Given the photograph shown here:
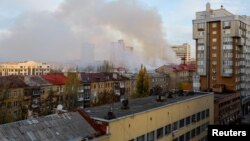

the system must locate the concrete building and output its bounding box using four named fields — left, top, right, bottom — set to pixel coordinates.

left=156, top=64, right=195, bottom=91
left=83, top=92, right=213, bottom=141
left=0, top=61, right=50, bottom=76
left=214, top=93, right=241, bottom=124
left=193, top=3, right=250, bottom=115
left=0, top=76, right=28, bottom=124
left=172, top=43, right=191, bottom=64
left=80, top=72, right=131, bottom=104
